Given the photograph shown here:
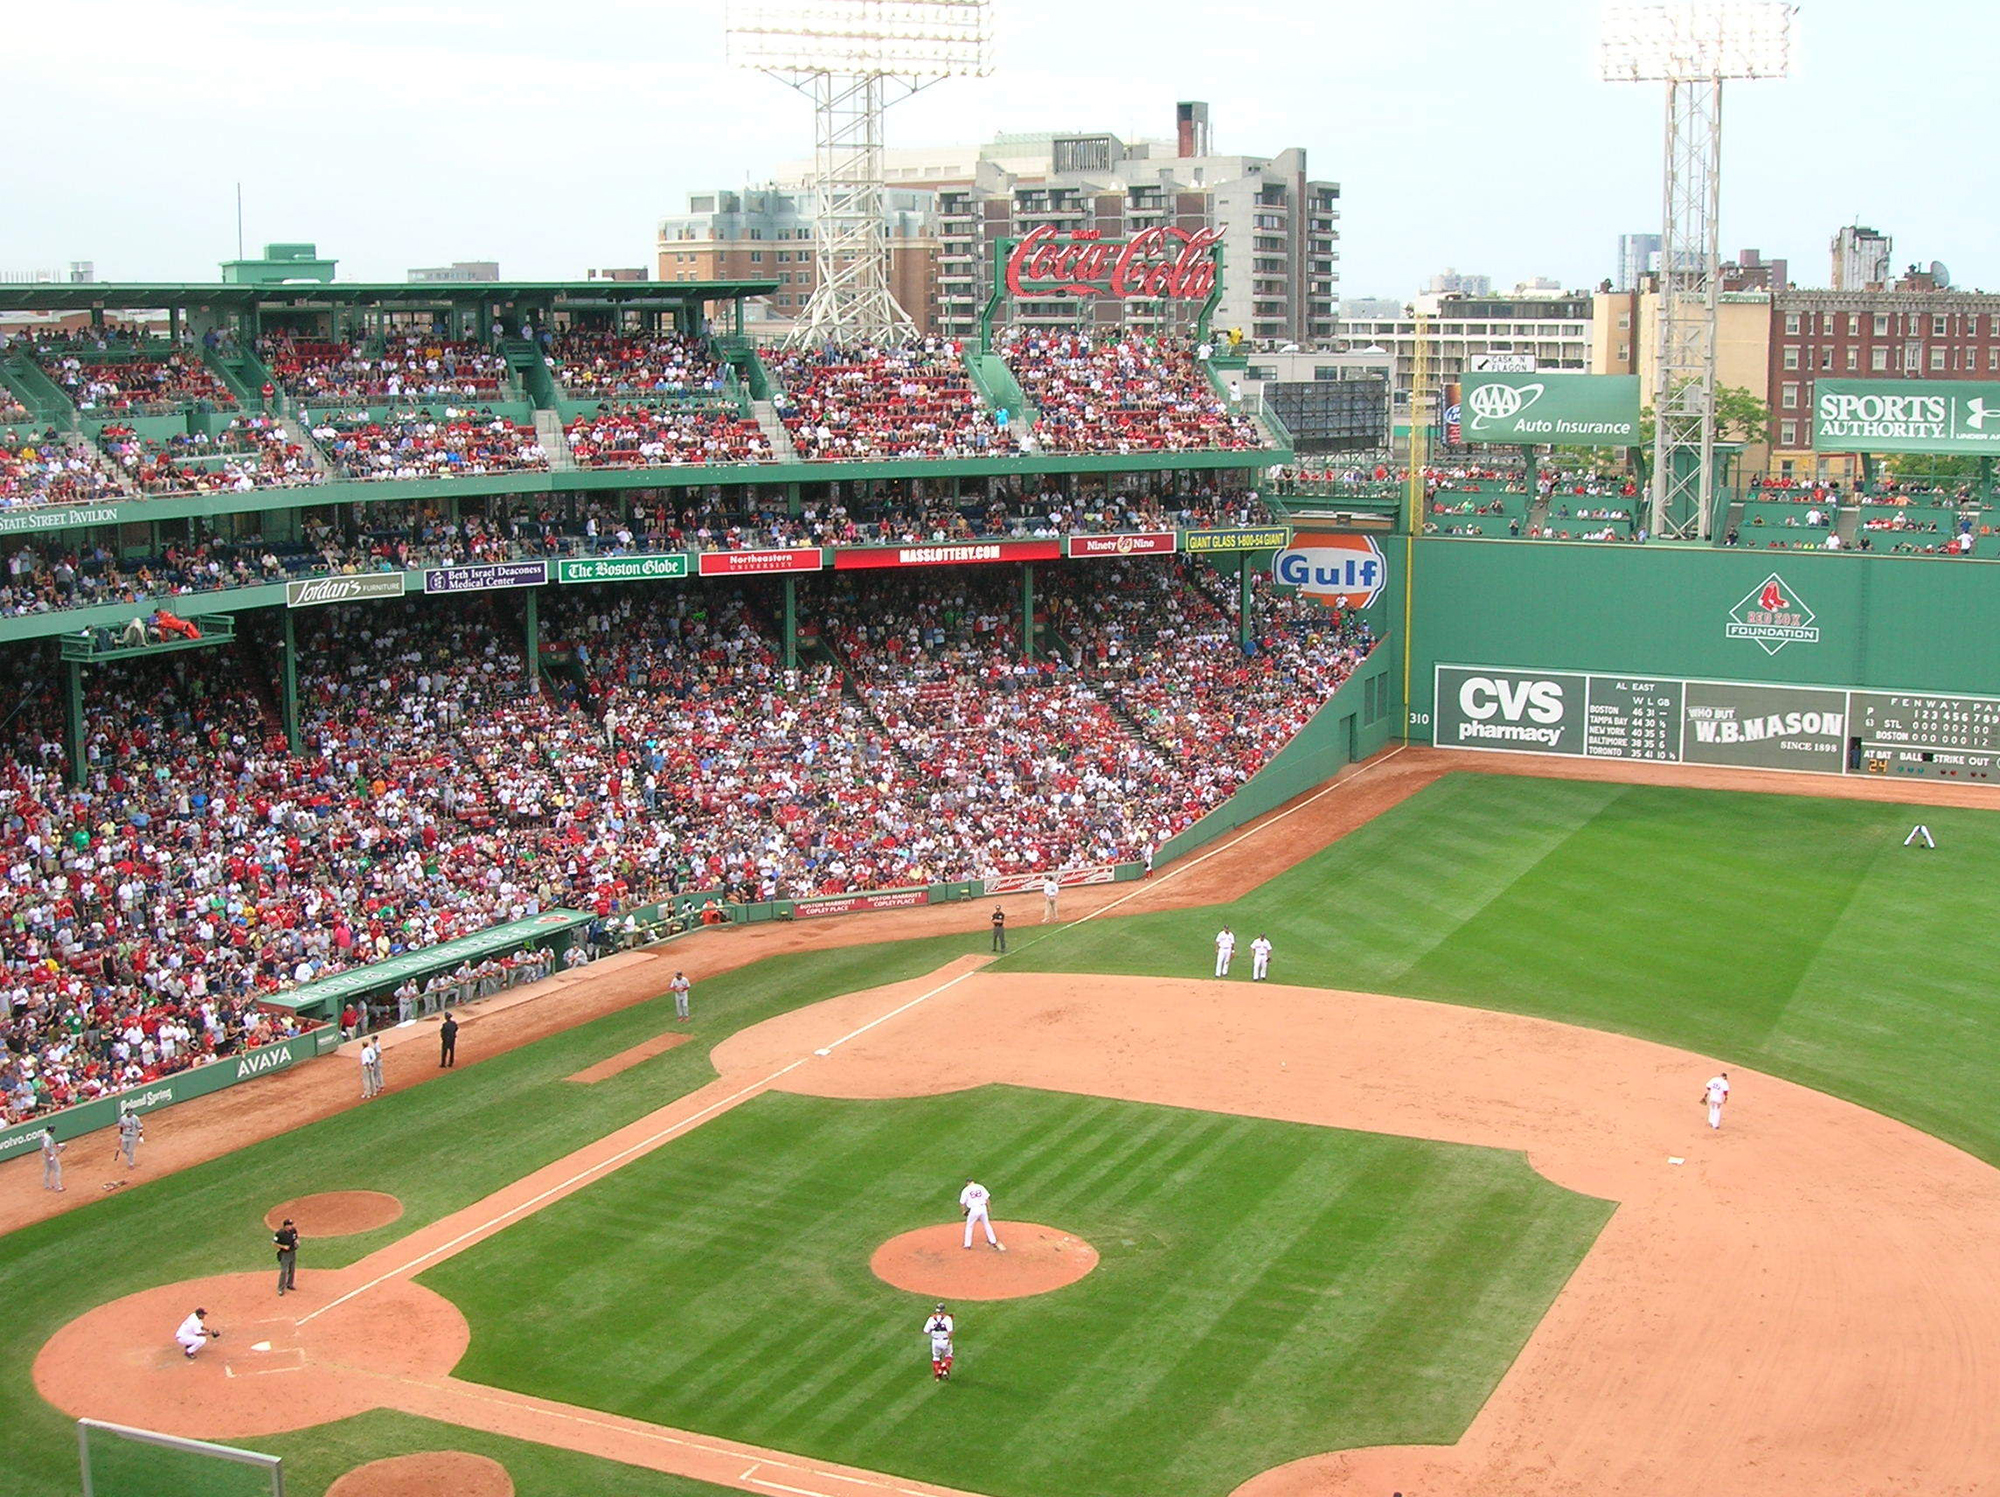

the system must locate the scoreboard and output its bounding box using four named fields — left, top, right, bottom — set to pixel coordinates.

left=1434, top=667, right=2000, bottom=784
